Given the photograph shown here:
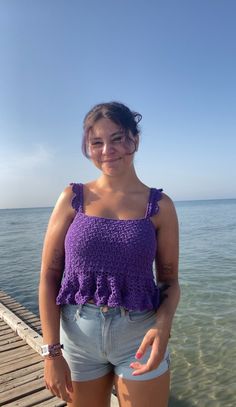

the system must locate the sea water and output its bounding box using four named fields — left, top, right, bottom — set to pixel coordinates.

left=0, top=199, right=235, bottom=407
